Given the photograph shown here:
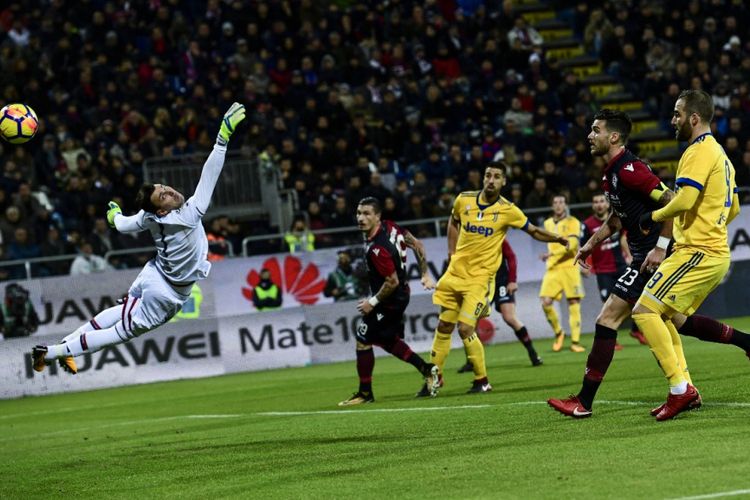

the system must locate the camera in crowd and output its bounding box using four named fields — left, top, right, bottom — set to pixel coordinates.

left=1, top=283, right=39, bottom=338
